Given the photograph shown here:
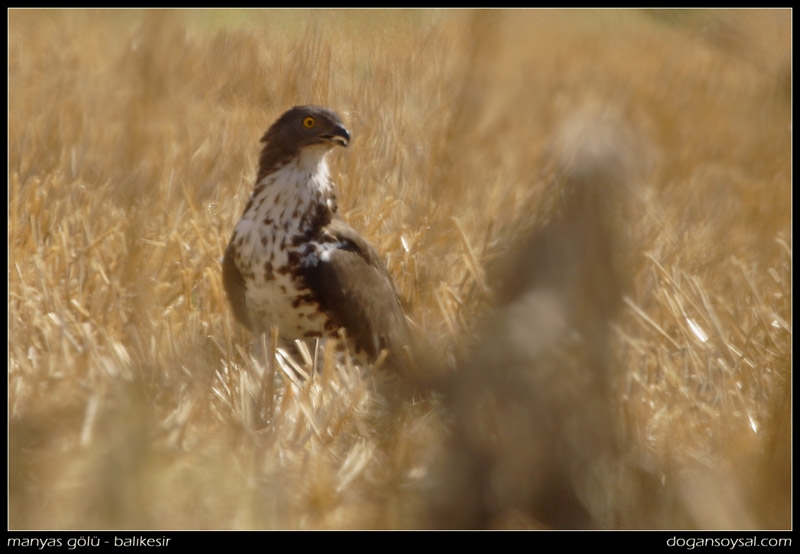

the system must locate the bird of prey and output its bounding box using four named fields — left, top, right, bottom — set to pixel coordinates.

left=222, top=105, right=411, bottom=367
